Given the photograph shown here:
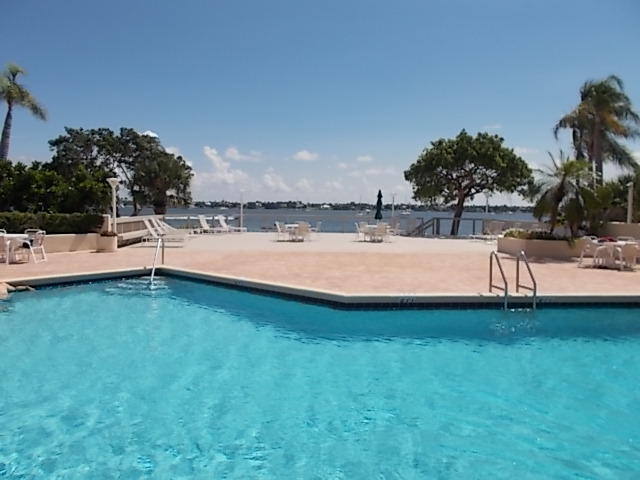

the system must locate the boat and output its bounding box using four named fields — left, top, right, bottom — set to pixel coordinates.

left=320, top=204, right=331, bottom=210
left=400, top=209, right=412, bottom=216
